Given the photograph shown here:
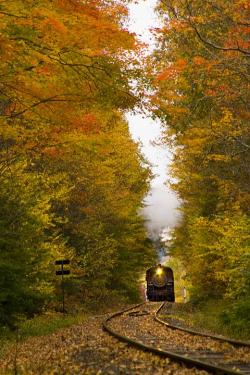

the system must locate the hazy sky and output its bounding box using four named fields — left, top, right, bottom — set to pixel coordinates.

left=126, top=1, right=179, bottom=236
left=127, top=0, right=158, bottom=50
